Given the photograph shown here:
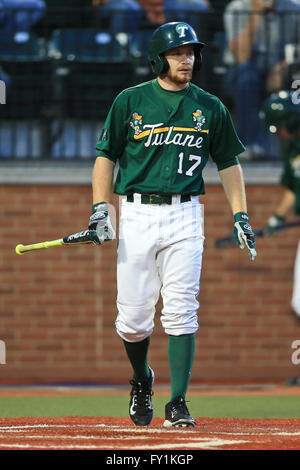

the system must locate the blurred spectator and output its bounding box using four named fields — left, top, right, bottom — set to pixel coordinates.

left=223, top=0, right=300, bottom=159
left=0, top=0, right=45, bottom=31
left=138, top=0, right=165, bottom=25
left=163, top=0, right=210, bottom=31
left=92, top=0, right=143, bottom=34
left=93, top=1, right=211, bottom=34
